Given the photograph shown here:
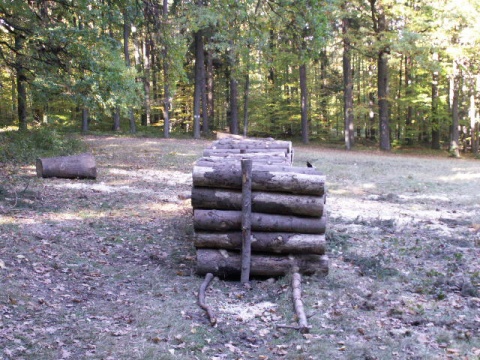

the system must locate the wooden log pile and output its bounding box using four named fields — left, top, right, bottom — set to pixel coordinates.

left=192, top=138, right=328, bottom=278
